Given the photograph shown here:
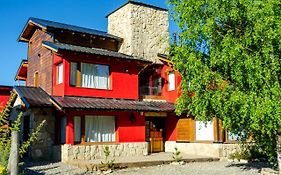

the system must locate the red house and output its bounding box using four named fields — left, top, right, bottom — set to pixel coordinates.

left=0, top=86, right=13, bottom=112
left=11, top=1, right=237, bottom=162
